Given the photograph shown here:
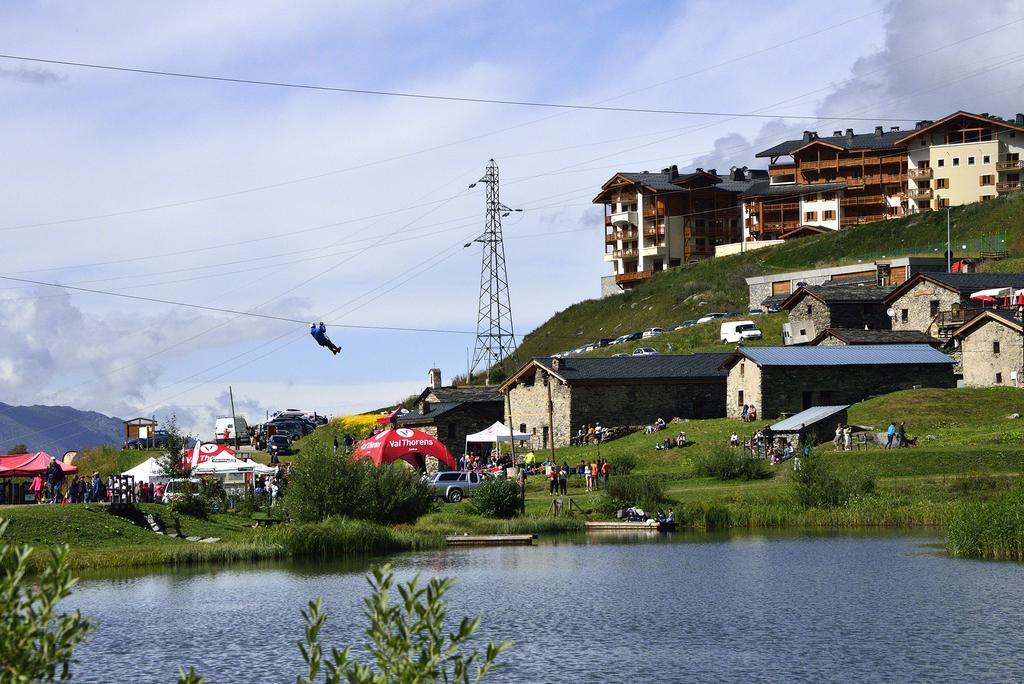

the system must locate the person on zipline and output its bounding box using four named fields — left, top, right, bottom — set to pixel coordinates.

left=310, top=322, right=341, bottom=355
